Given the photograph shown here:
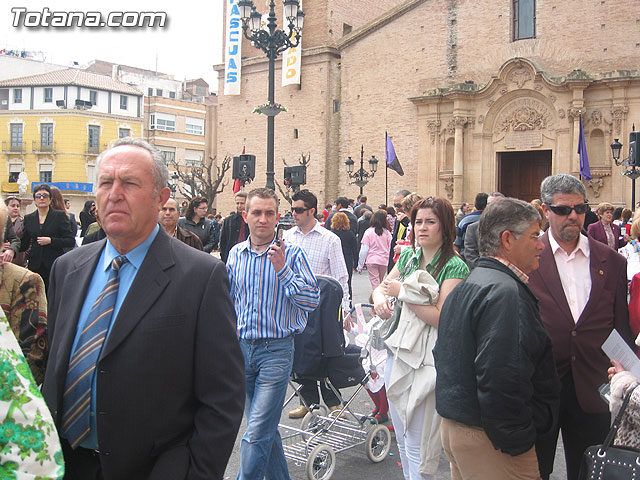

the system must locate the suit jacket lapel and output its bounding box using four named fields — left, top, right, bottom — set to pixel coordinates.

left=538, top=233, right=575, bottom=324
left=53, top=241, right=105, bottom=387
left=100, top=231, right=174, bottom=359
left=577, top=238, right=607, bottom=325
